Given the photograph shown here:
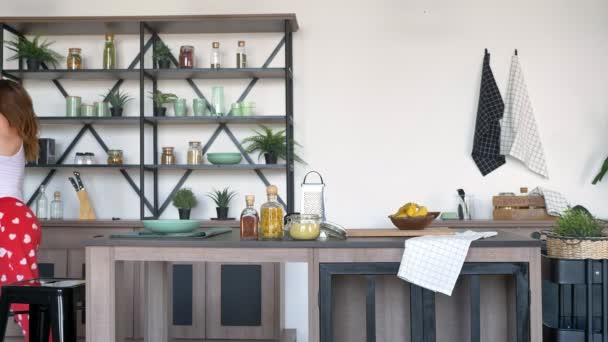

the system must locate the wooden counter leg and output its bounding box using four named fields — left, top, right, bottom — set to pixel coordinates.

left=528, top=248, right=542, bottom=342
left=144, top=261, right=169, bottom=342
left=86, top=246, right=116, bottom=342
left=308, top=249, right=319, bottom=342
